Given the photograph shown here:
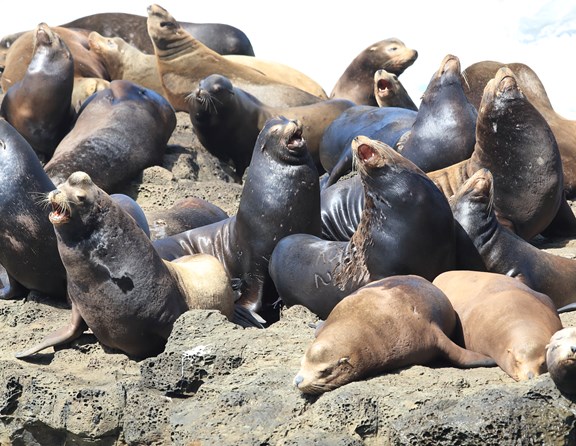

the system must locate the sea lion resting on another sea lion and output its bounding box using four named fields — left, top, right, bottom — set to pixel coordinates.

left=15, top=171, right=234, bottom=360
